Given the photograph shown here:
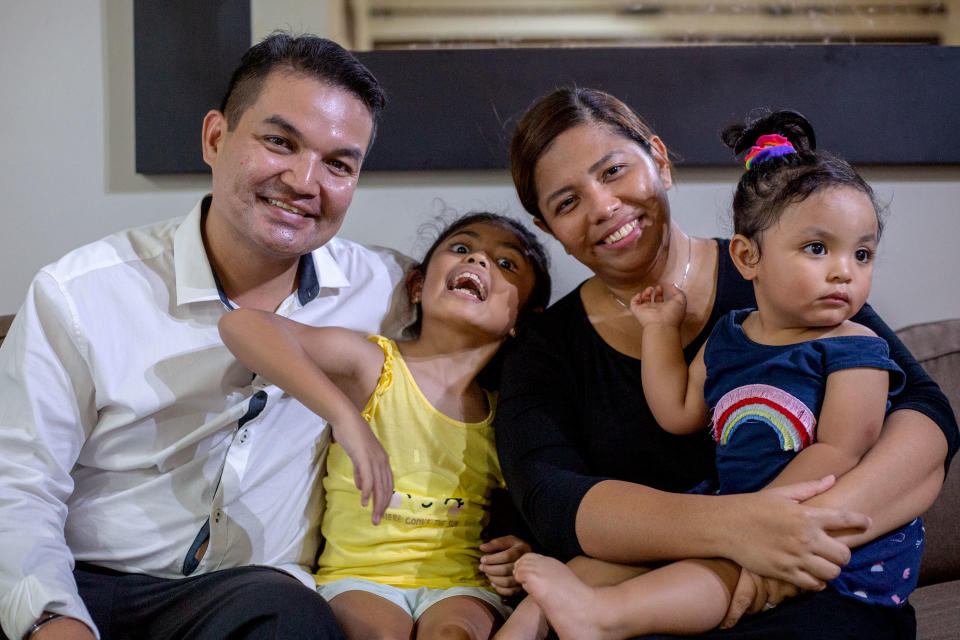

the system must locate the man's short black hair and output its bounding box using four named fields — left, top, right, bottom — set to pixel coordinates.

left=219, top=32, right=386, bottom=145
